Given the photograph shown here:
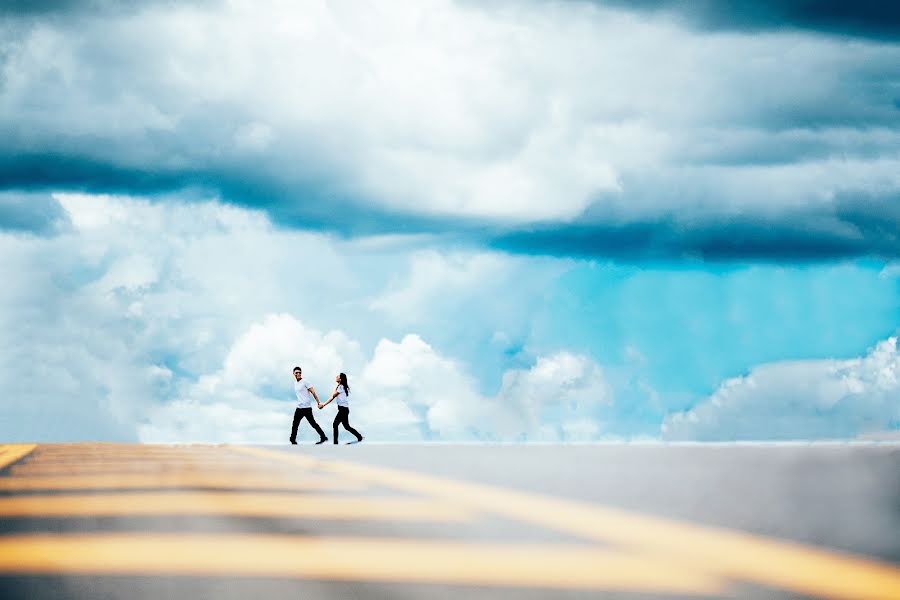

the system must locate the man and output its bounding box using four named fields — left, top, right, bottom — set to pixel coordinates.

left=289, top=366, right=328, bottom=445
